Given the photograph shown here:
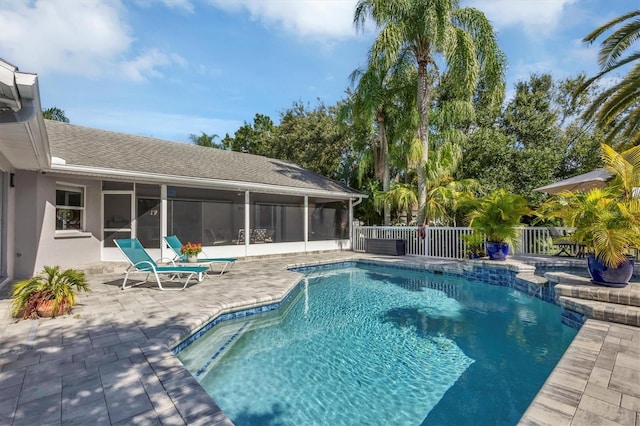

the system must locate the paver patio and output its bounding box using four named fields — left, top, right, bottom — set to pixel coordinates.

left=0, top=252, right=638, bottom=425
